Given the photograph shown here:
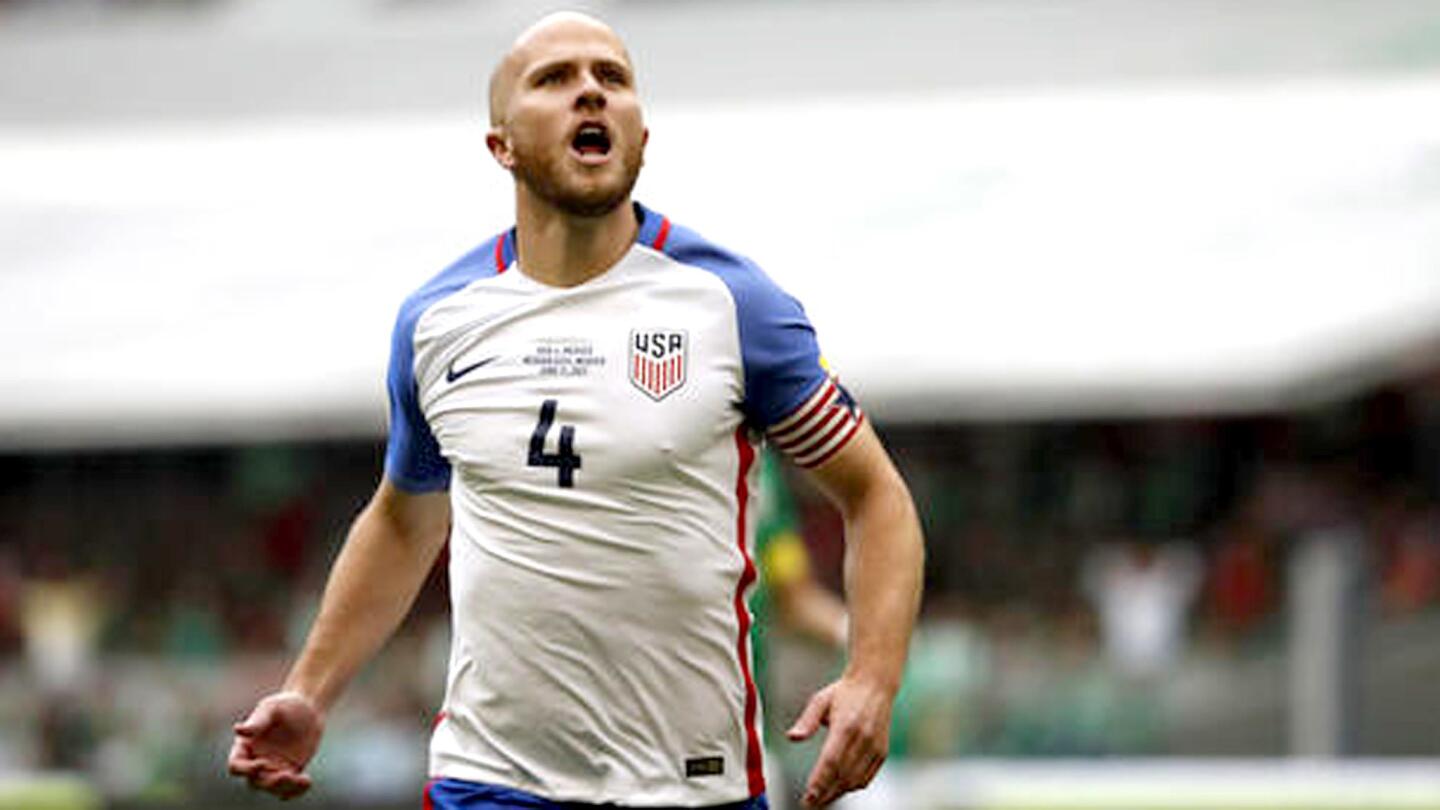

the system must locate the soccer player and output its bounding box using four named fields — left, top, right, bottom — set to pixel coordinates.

left=226, top=11, right=924, bottom=810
